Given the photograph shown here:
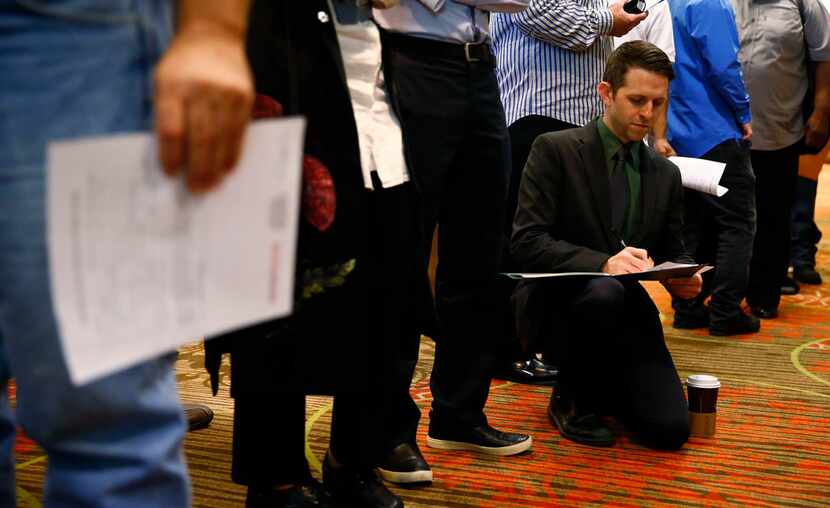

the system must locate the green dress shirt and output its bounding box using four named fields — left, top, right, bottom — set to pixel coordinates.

left=596, top=118, right=642, bottom=242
